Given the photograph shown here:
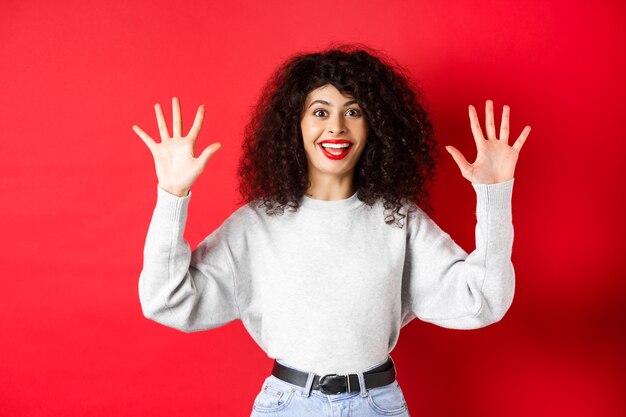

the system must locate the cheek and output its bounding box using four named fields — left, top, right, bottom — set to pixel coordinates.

left=301, top=121, right=322, bottom=141
left=352, top=121, right=368, bottom=141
